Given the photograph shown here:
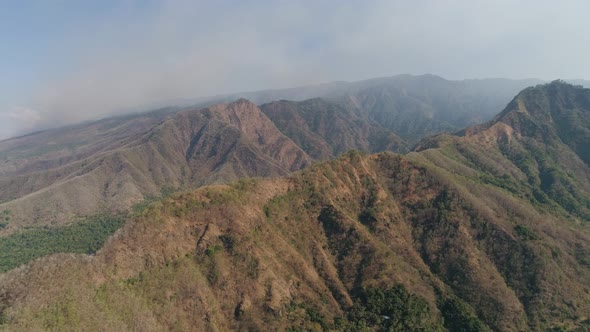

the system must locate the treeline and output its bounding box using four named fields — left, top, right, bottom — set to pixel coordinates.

left=0, top=186, right=180, bottom=273
left=287, top=284, right=489, bottom=332
left=0, top=214, right=125, bottom=272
